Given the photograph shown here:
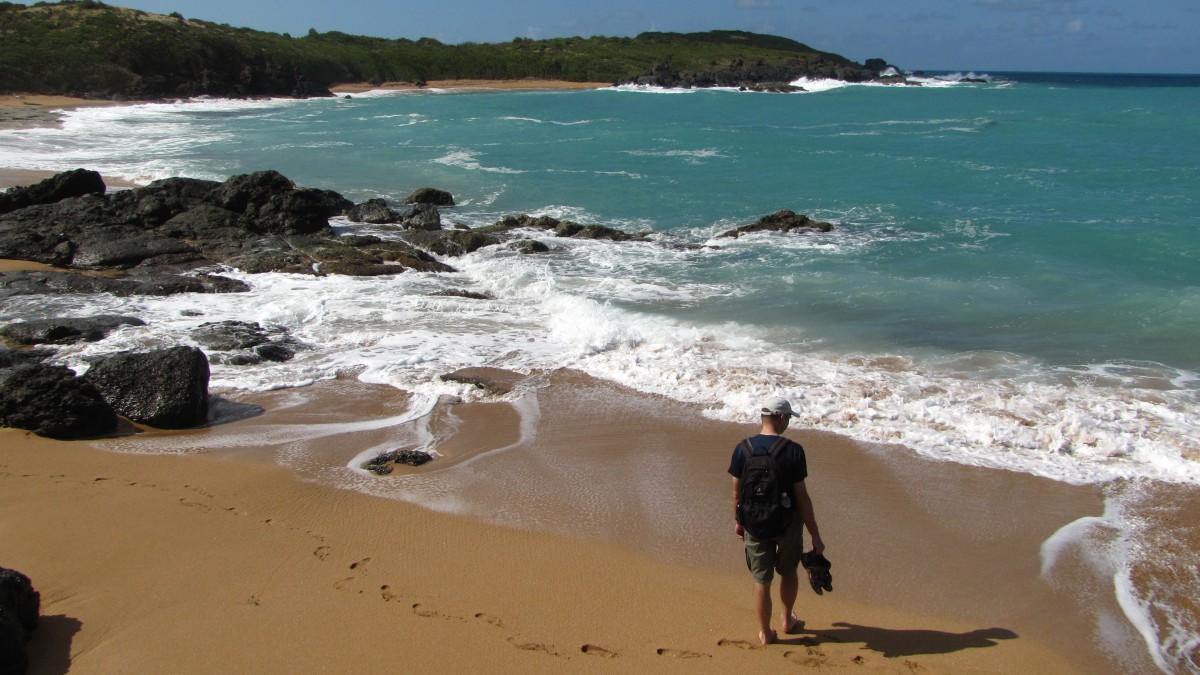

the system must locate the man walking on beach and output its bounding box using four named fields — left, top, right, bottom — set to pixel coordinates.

left=729, top=396, right=824, bottom=646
